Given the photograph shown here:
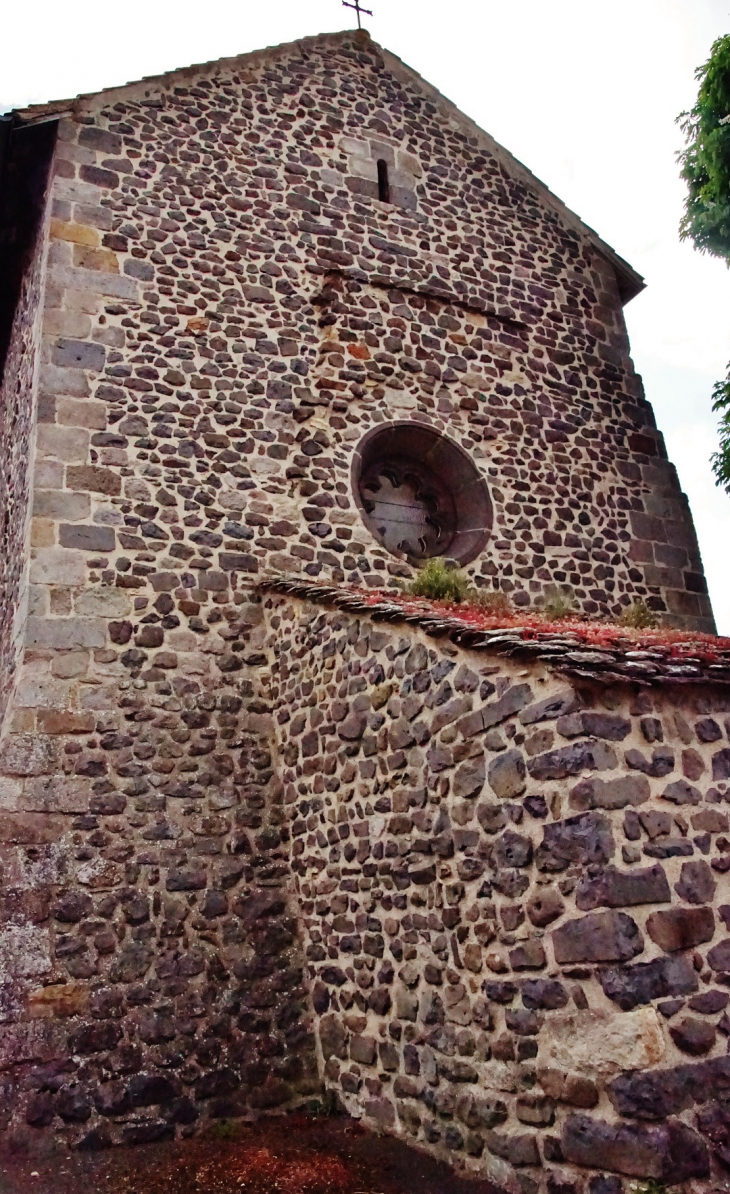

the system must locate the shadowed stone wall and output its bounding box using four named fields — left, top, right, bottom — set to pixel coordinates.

left=264, top=593, right=730, bottom=1193
left=0, top=132, right=52, bottom=733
